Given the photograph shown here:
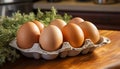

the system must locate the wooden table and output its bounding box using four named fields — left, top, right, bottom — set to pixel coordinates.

left=1, top=30, right=120, bottom=69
